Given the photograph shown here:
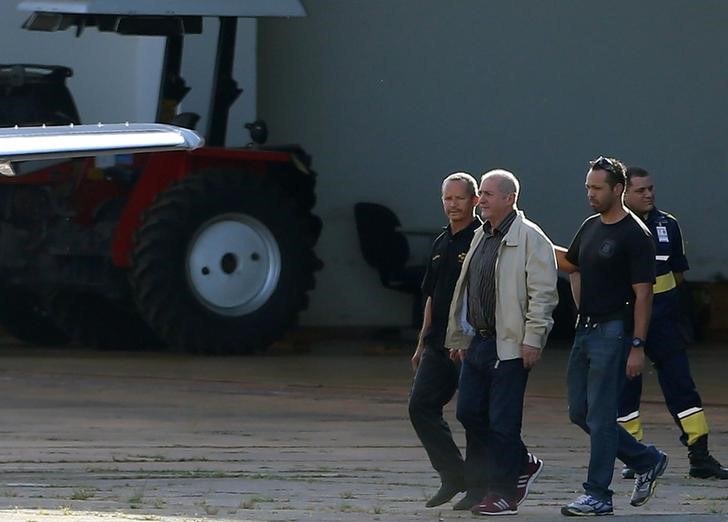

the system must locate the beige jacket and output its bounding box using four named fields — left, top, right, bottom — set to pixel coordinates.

left=445, top=211, right=558, bottom=360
